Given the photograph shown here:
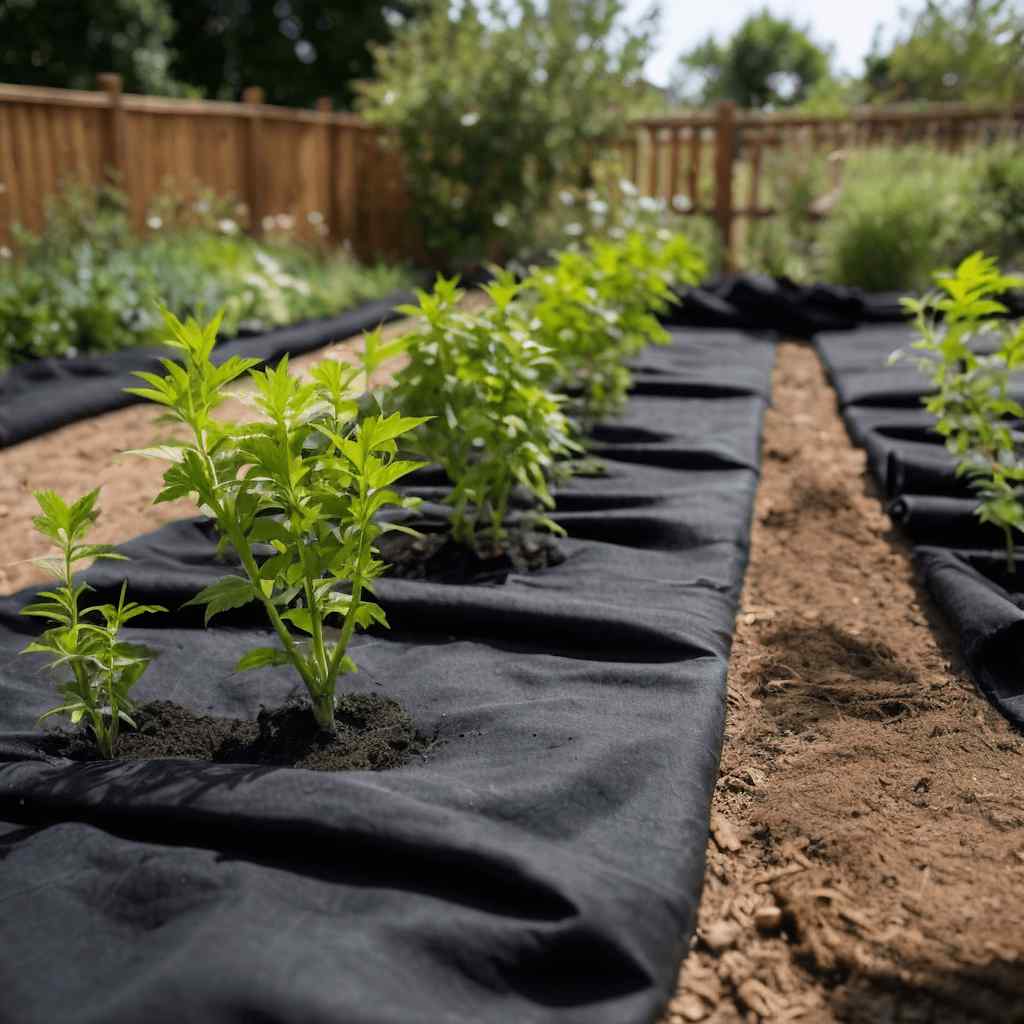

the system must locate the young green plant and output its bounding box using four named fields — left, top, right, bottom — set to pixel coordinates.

left=521, top=229, right=704, bottom=427
left=897, top=251, right=1024, bottom=570
left=392, top=274, right=578, bottom=547
left=126, top=309, right=427, bottom=733
left=20, top=489, right=165, bottom=758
